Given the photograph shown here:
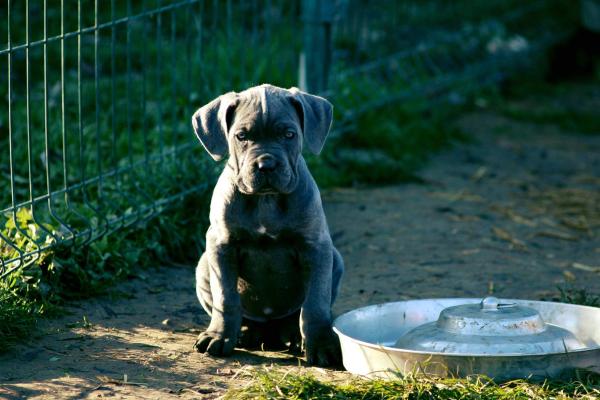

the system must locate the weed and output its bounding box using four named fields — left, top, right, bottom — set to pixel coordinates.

left=66, top=315, right=93, bottom=329
left=556, top=285, right=600, bottom=308
left=308, top=102, right=464, bottom=187
left=226, top=368, right=600, bottom=400
left=499, top=94, right=600, bottom=135
left=0, top=156, right=213, bottom=350
left=495, top=75, right=600, bottom=135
